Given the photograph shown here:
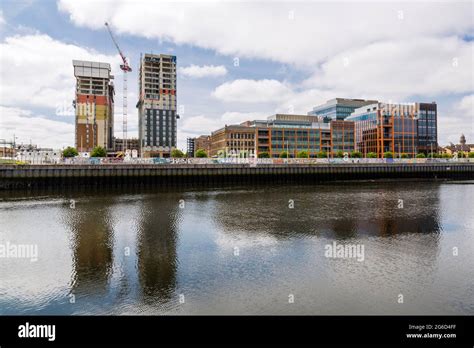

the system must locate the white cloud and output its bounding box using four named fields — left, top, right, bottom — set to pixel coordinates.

left=58, top=1, right=473, bottom=67
left=212, top=79, right=292, bottom=103
left=438, top=94, right=474, bottom=145
left=179, top=64, right=227, bottom=78
left=303, top=37, right=473, bottom=101
left=0, top=106, right=74, bottom=149
left=0, top=33, right=120, bottom=109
